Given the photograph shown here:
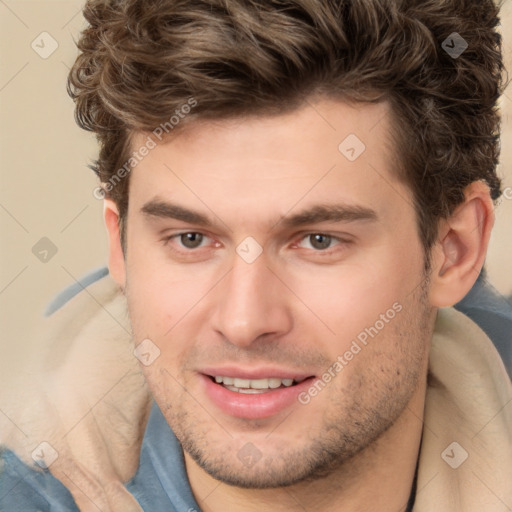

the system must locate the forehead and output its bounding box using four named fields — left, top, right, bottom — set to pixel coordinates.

left=135, top=98, right=393, bottom=166
left=127, top=99, right=411, bottom=229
